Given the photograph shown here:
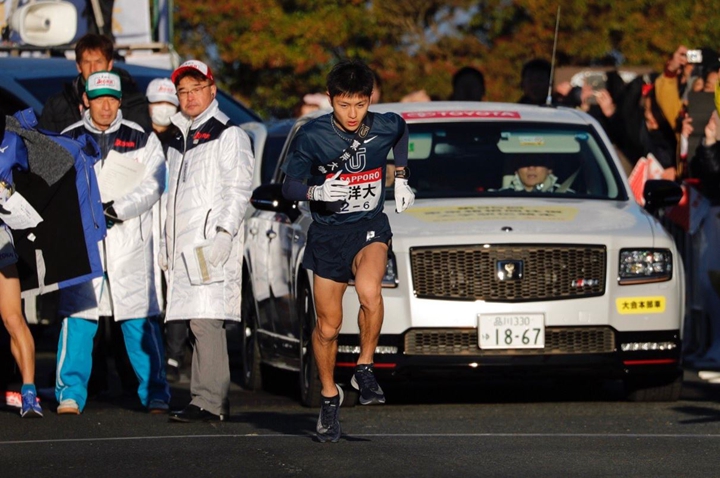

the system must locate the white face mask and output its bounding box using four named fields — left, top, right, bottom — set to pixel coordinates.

left=150, top=103, right=177, bottom=126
